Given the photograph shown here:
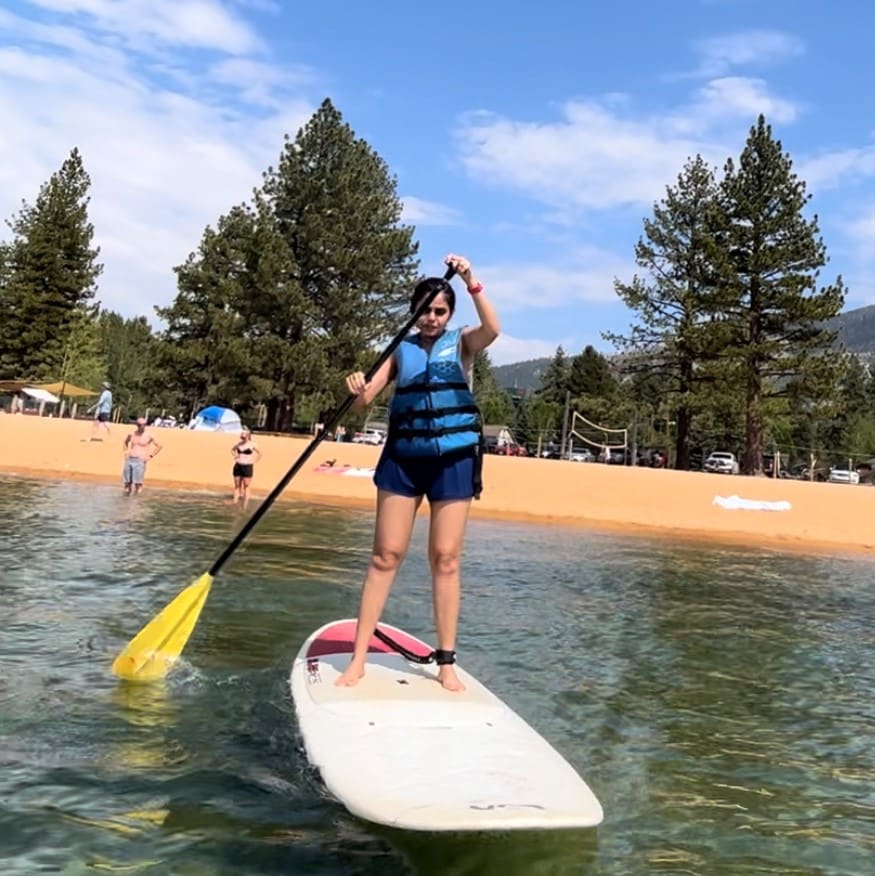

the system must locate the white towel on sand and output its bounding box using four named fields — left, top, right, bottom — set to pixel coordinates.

left=713, top=494, right=792, bottom=512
